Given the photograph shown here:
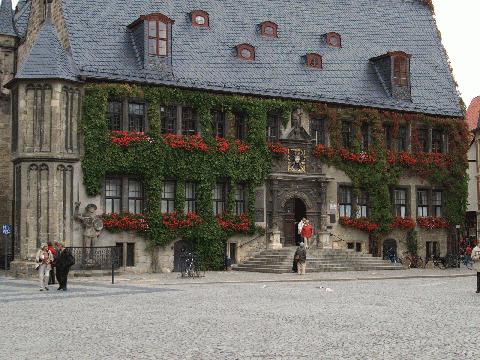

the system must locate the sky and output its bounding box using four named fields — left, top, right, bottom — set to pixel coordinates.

left=10, top=0, right=479, bottom=106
